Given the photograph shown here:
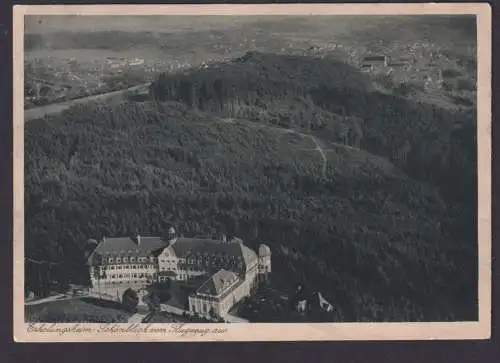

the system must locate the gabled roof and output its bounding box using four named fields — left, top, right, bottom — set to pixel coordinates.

left=195, top=269, right=240, bottom=296
left=88, top=236, right=169, bottom=265
left=239, top=243, right=258, bottom=267
left=169, top=237, right=226, bottom=256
